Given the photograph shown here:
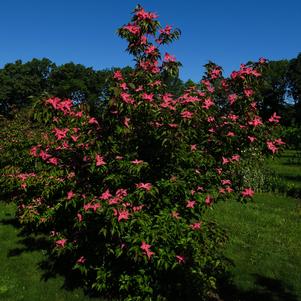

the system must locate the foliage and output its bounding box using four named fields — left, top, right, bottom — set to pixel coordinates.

left=2, top=5, right=285, bottom=301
